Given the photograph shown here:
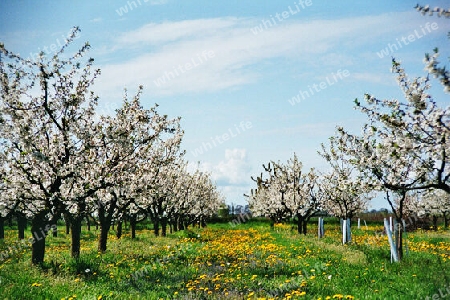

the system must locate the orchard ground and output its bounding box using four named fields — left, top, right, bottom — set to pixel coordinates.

left=0, top=218, right=449, bottom=299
